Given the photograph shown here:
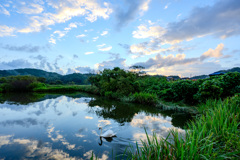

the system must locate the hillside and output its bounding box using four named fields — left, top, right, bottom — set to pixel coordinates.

left=0, top=68, right=94, bottom=85
left=218, top=67, right=240, bottom=73
left=0, top=67, right=239, bottom=84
